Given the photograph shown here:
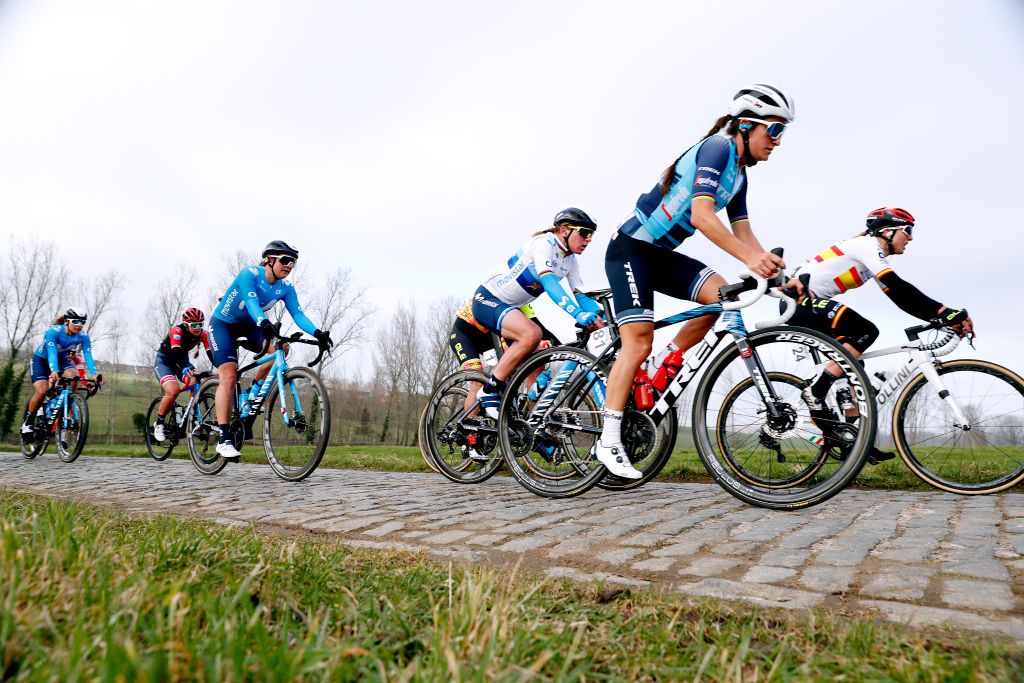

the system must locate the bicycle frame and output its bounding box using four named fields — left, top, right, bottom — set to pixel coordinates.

left=41, top=385, right=79, bottom=434
left=237, top=347, right=304, bottom=427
